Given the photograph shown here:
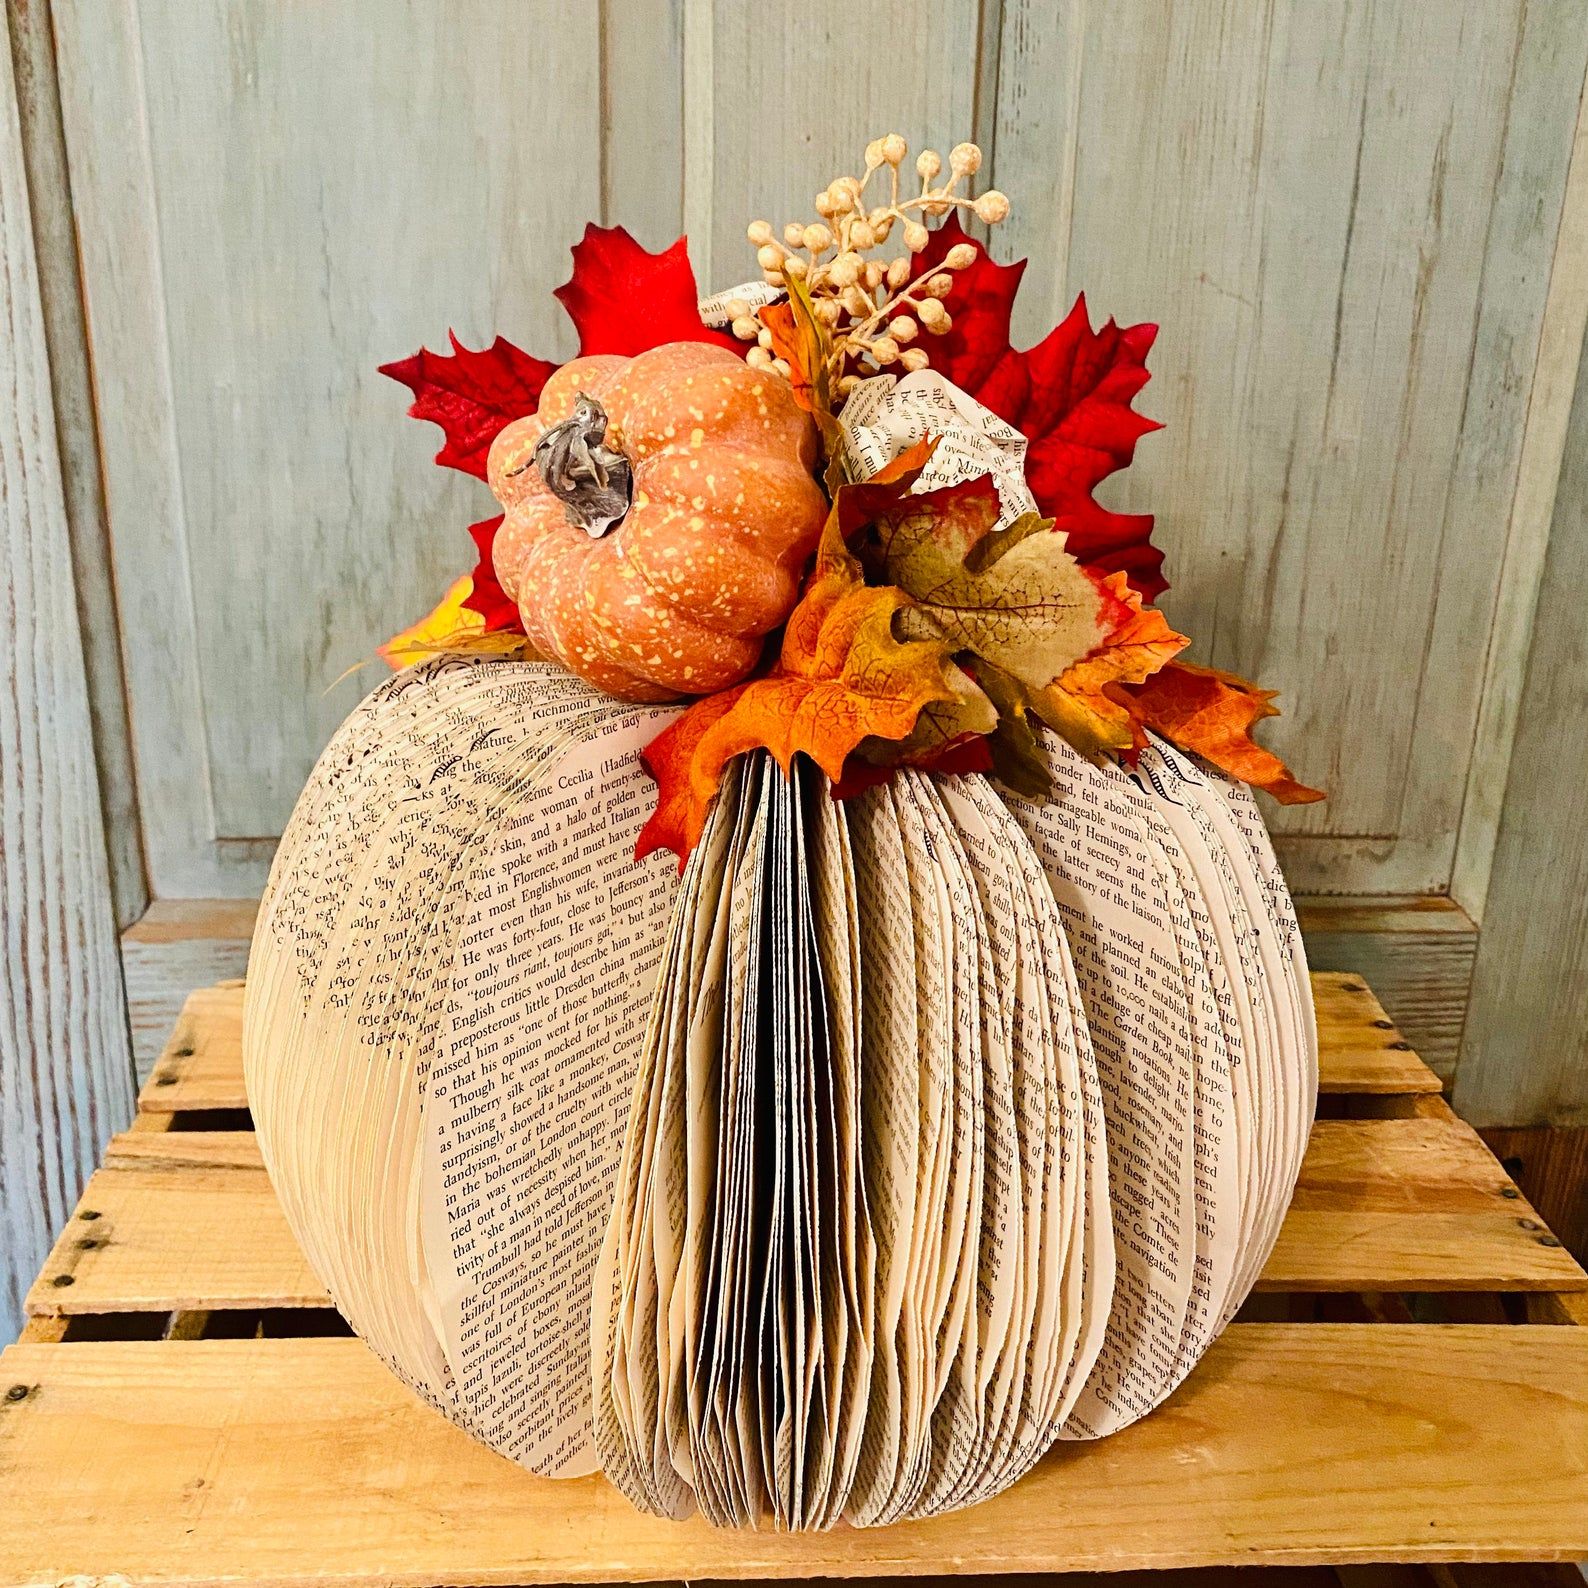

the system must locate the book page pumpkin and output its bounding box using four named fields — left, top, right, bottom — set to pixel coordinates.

left=317, top=128, right=1326, bottom=1531
left=487, top=342, right=827, bottom=701
left=246, top=656, right=1316, bottom=1519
